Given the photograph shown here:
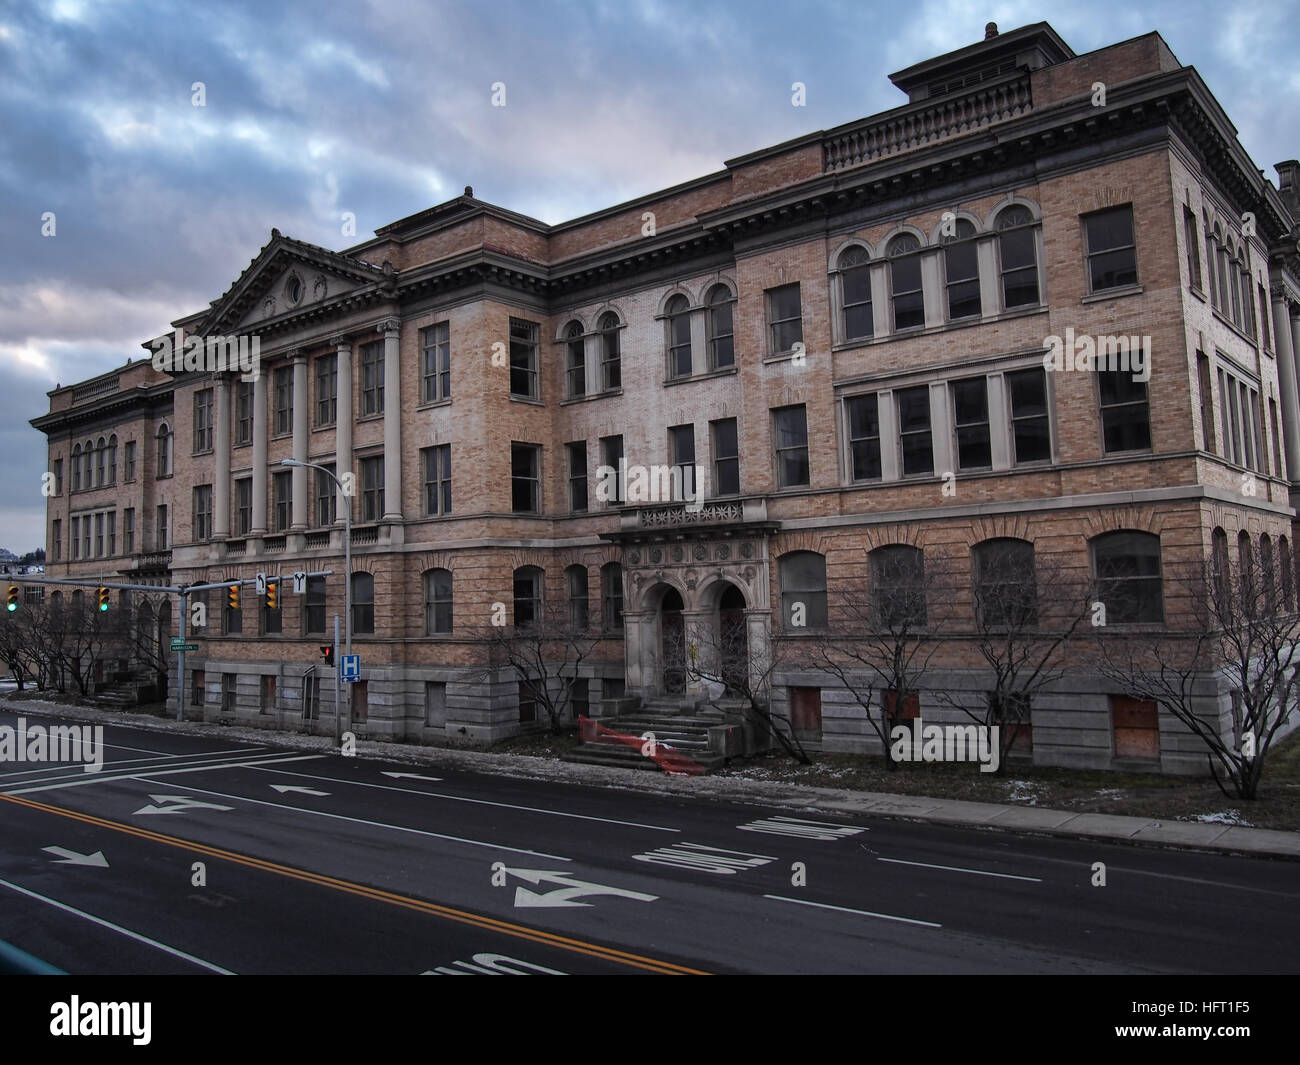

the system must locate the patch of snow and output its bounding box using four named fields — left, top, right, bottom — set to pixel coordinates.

left=1188, top=810, right=1255, bottom=827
